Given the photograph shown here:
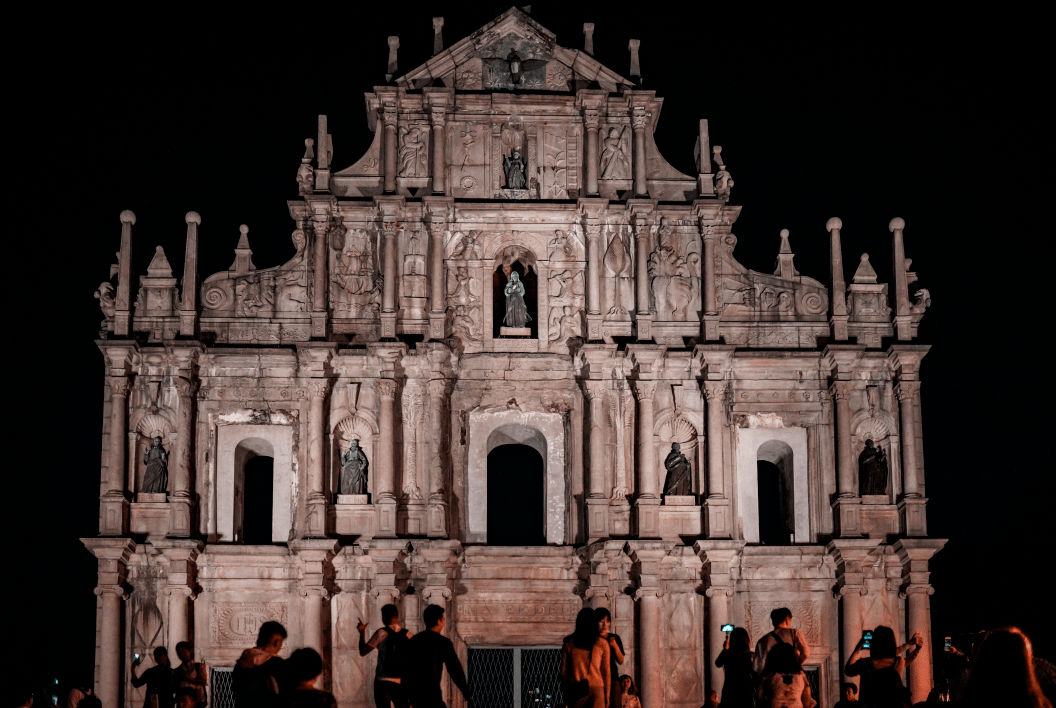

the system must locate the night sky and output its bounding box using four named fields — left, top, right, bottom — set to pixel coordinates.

left=13, top=2, right=1049, bottom=692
